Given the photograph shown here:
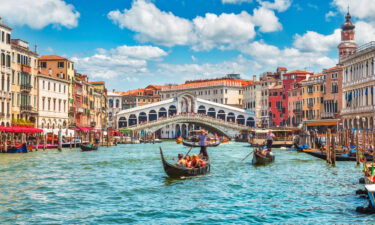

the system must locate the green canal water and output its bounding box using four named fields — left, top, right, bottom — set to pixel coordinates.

left=0, top=142, right=374, bottom=224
